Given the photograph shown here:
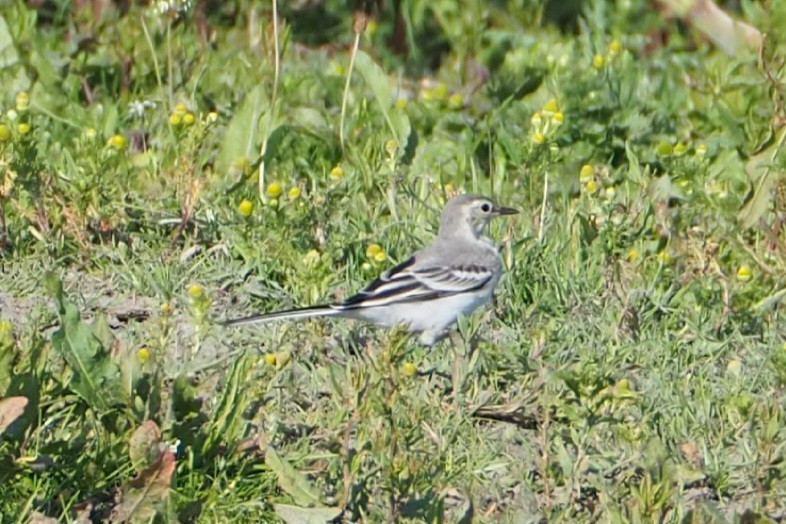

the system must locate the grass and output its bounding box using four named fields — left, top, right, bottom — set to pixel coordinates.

left=2, top=0, right=786, bottom=522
